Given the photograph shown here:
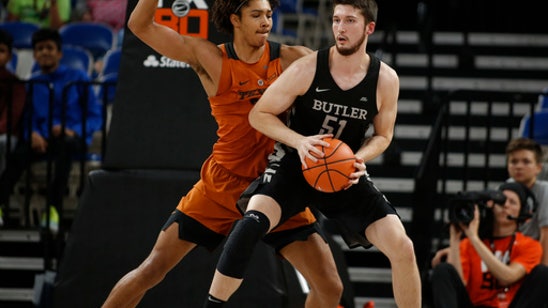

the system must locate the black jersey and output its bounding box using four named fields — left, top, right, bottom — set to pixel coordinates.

left=288, top=47, right=381, bottom=152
